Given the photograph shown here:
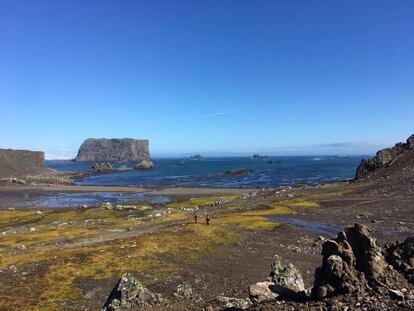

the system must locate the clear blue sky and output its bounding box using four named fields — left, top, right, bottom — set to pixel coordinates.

left=1, top=1, right=413, bottom=158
